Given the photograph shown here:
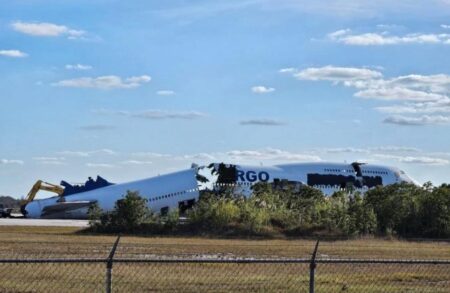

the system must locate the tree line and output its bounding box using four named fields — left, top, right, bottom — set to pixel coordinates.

left=87, top=182, right=450, bottom=238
